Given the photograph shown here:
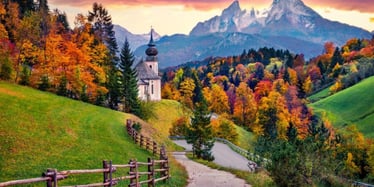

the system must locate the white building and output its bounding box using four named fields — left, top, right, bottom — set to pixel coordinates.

left=135, top=29, right=161, bottom=101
